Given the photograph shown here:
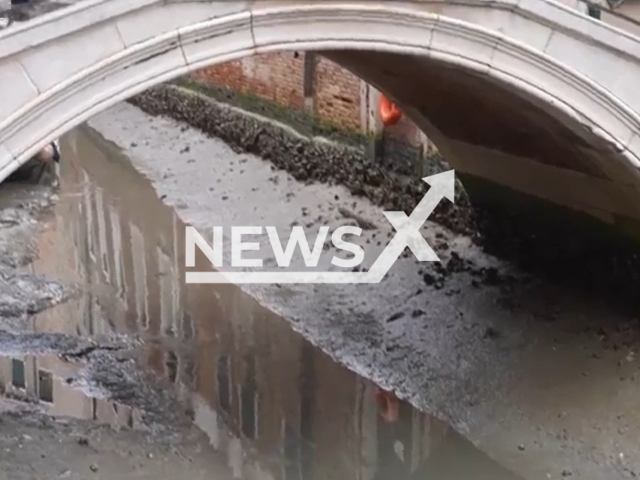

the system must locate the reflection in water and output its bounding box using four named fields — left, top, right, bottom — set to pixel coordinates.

left=6, top=126, right=523, bottom=480
left=0, top=354, right=143, bottom=430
